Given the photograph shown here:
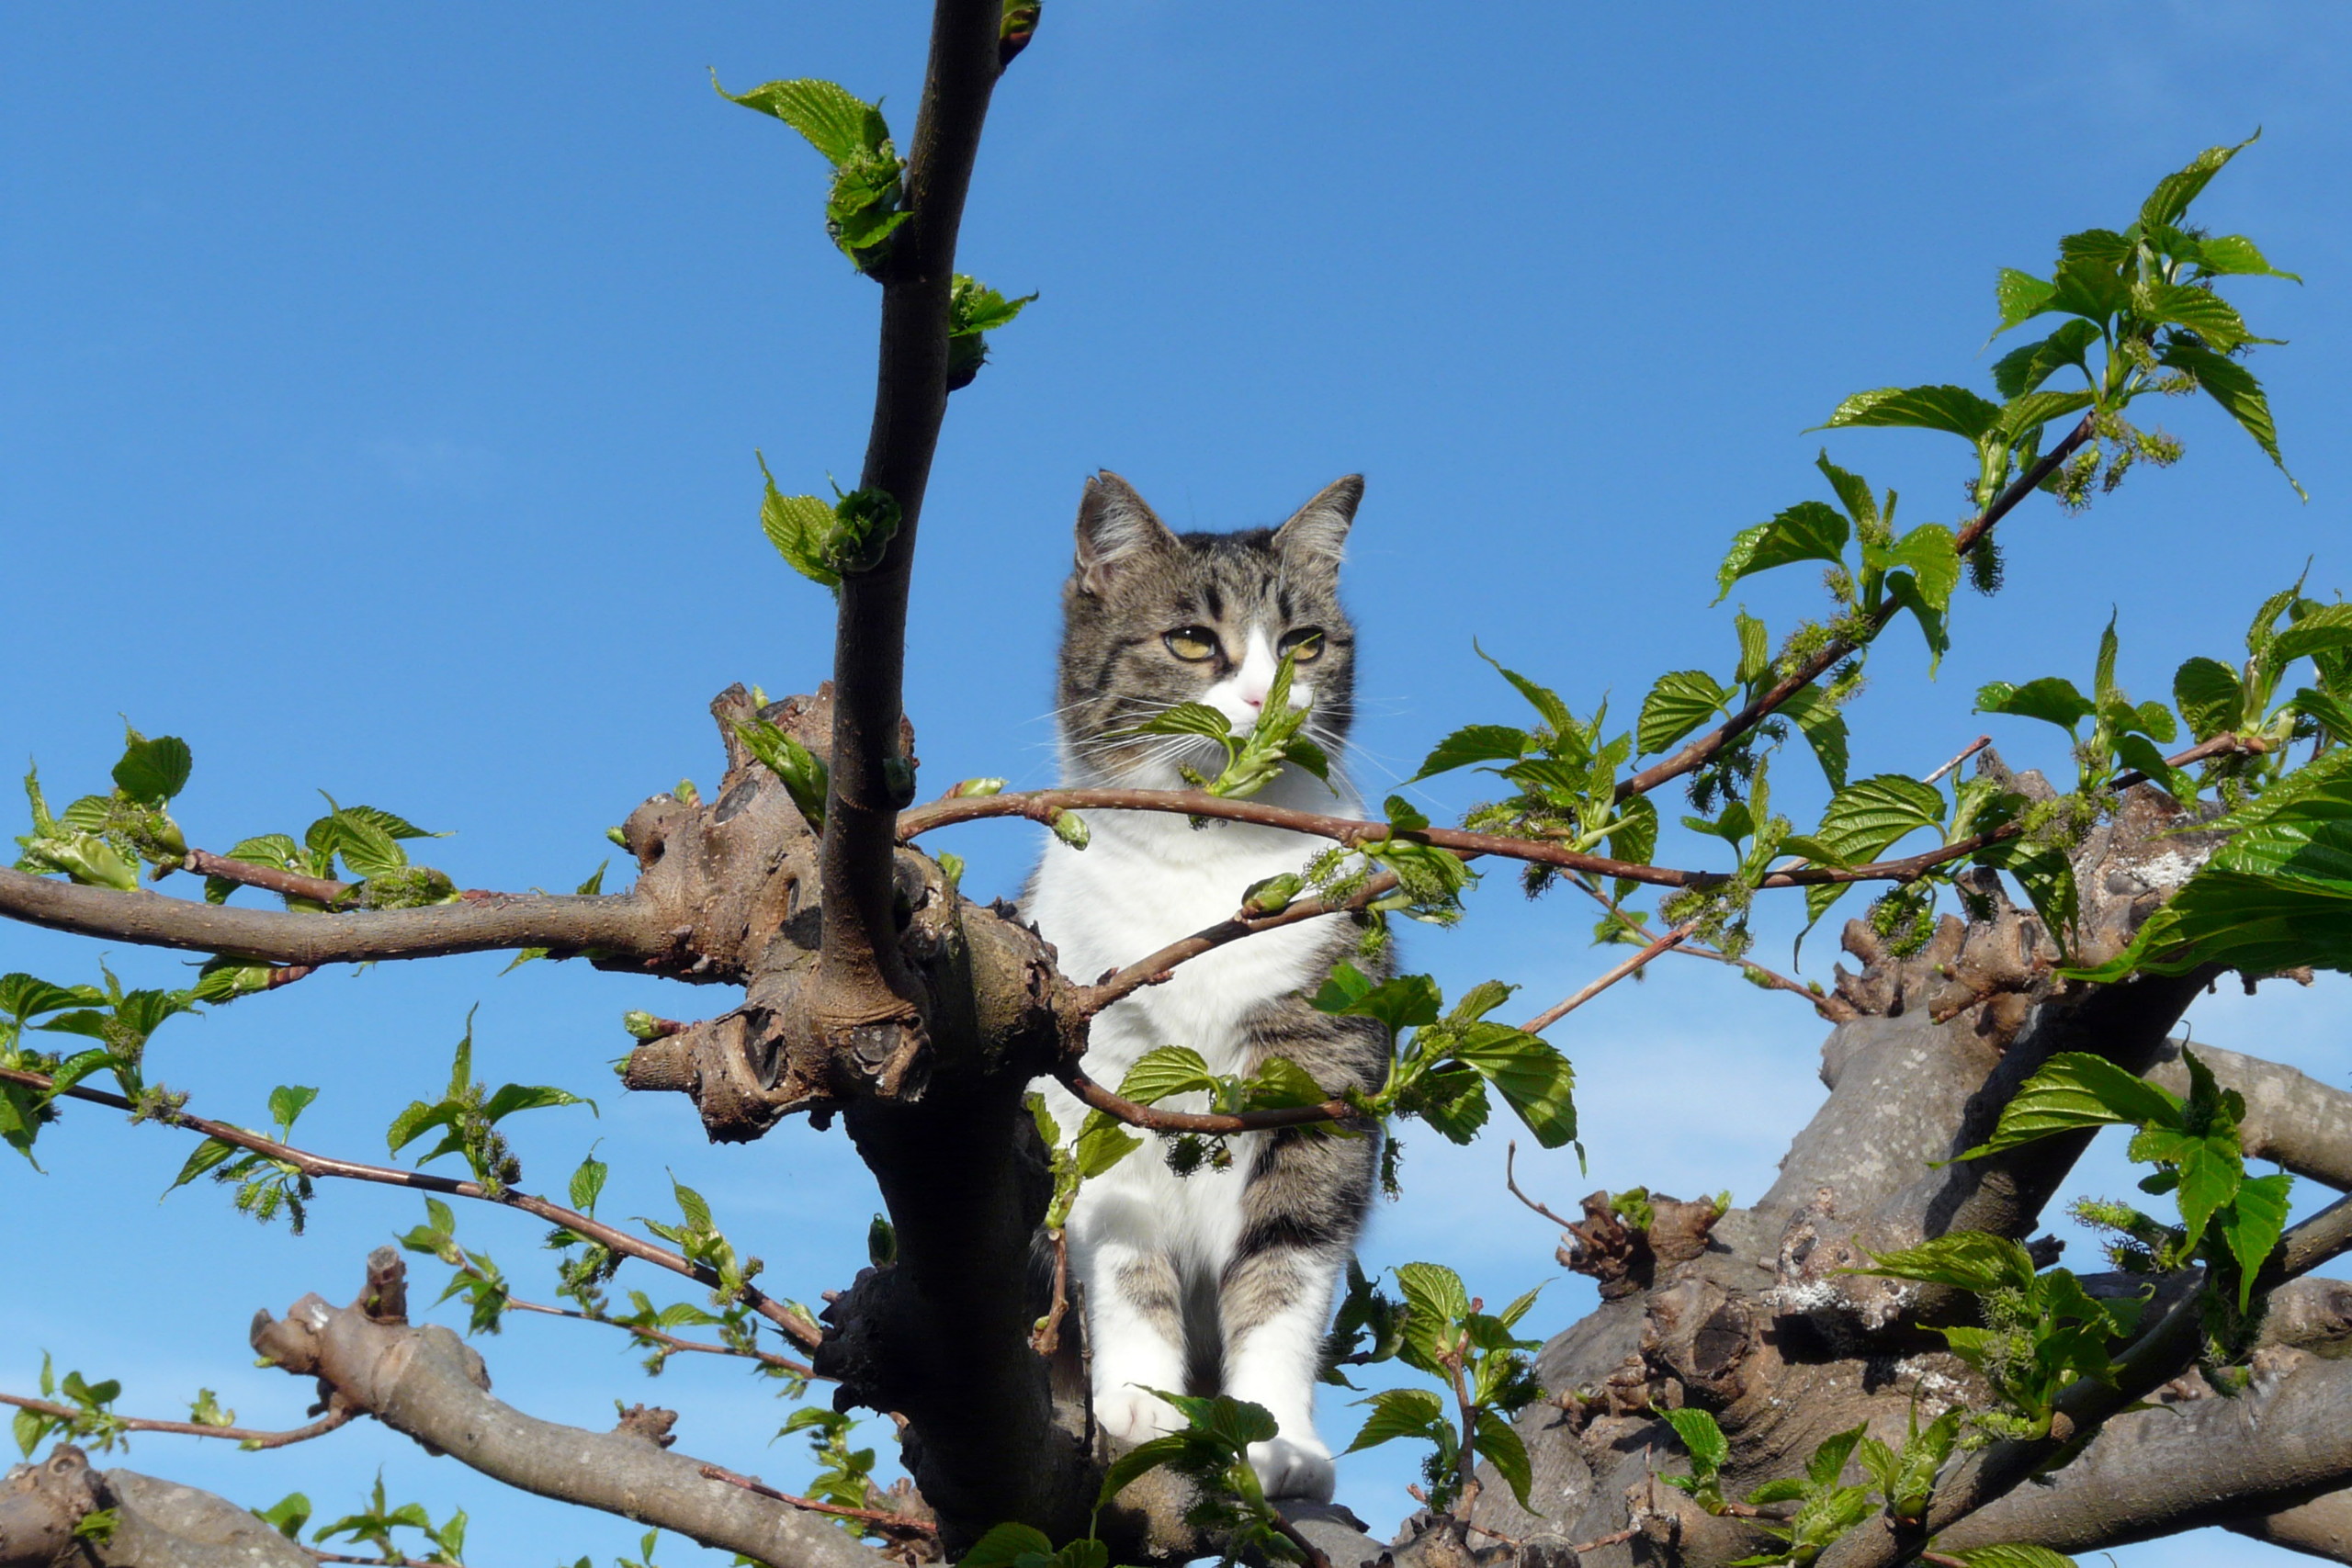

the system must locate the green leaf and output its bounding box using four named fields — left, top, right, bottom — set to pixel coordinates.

left=1804, top=774, right=1945, bottom=868
left=2046, top=253, right=2131, bottom=321
left=733, top=716, right=830, bottom=834
left=1715, top=501, right=1849, bottom=604
left=1608, top=793, right=1660, bottom=871
left=1117, top=703, right=1232, bottom=741
left=1660, top=1406, right=1728, bottom=1475
left=1995, top=388, right=2096, bottom=443
left=1992, top=320, right=2100, bottom=398
left=1734, top=611, right=1770, bottom=690
left=1638, top=671, right=1733, bottom=756
left=1310, top=965, right=1442, bottom=1033
left=1344, top=1387, right=1448, bottom=1452
left=1860, top=1232, right=2039, bottom=1294
left=2269, top=604, right=2352, bottom=670
left=1447, top=1024, right=1576, bottom=1149
left=2295, top=686, right=2352, bottom=746
left=2193, top=233, right=2300, bottom=281
left=1475, top=1407, right=1536, bottom=1513
left=1880, top=524, right=1961, bottom=614
left=112, top=732, right=192, bottom=805
left=167, top=1136, right=243, bottom=1192
left=1476, top=643, right=1573, bottom=737
left=960, top=1523, right=1056, bottom=1568
left=715, top=76, right=884, bottom=165
left=1960, top=1052, right=2183, bottom=1159
left=266, top=1085, right=319, bottom=1136
left=1117, top=1046, right=1220, bottom=1106
left=1977, top=676, right=2095, bottom=733
left=1072, top=1111, right=1140, bottom=1179
left=2141, top=132, right=2260, bottom=231
left=1410, top=724, right=1530, bottom=782
left=1095, top=1434, right=1191, bottom=1505
left=480, top=1082, right=594, bottom=1124
left=2143, top=282, right=2256, bottom=354
left=758, top=459, right=843, bottom=592
left=569, top=1153, right=607, bottom=1214
left=1993, top=268, right=2056, bottom=334
left=1951, top=1546, right=2081, bottom=1568
left=1814, top=450, right=1879, bottom=536
left=1822, top=385, right=2001, bottom=442
left=2158, top=340, right=2300, bottom=495
left=2222, top=1172, right=2293, bottom=1309
left=1776, top=685, right=1850, bottom=792
left=2173, top=656, right=2246, bottom=740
